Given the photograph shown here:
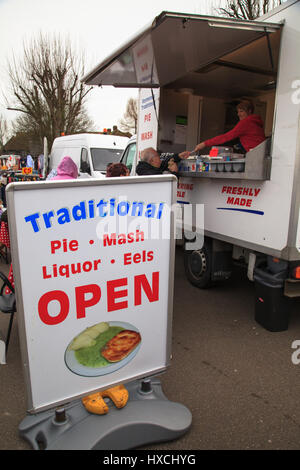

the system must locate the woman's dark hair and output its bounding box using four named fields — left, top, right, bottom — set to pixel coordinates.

left=106, top=163, right=129, bottom=177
